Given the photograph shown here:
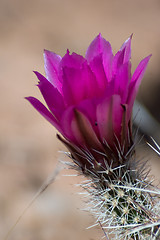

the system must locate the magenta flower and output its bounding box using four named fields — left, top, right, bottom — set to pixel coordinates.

left=26, top=35, right=160, bottom=240
left=26, top=34, right=151, bottom=170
